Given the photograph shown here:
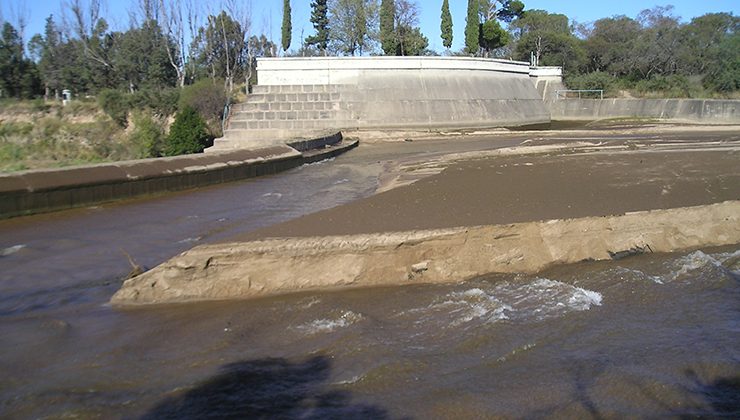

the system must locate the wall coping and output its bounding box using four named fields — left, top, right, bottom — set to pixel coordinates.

left=257, top=56, right=533, bottom=84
